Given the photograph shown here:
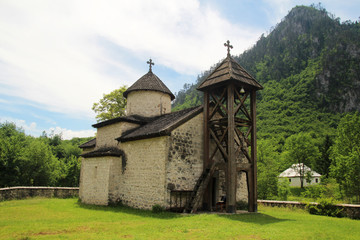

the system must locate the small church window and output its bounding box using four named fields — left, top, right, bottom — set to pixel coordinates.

left=315, top=178, right=318, bottom=183
left=288, top=178, right=291, bottom=182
